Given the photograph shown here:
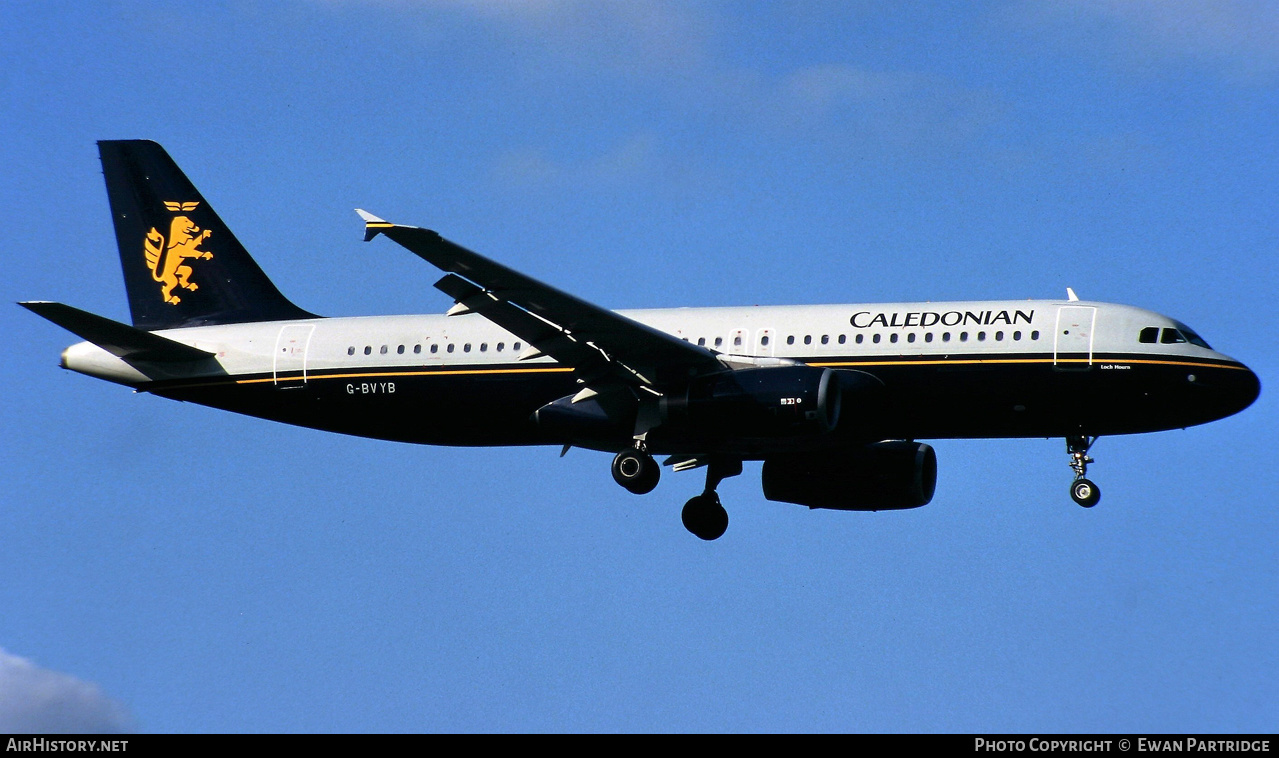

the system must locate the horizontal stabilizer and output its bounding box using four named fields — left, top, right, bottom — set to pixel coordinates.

left=19, top=301, right=215, bottom=362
